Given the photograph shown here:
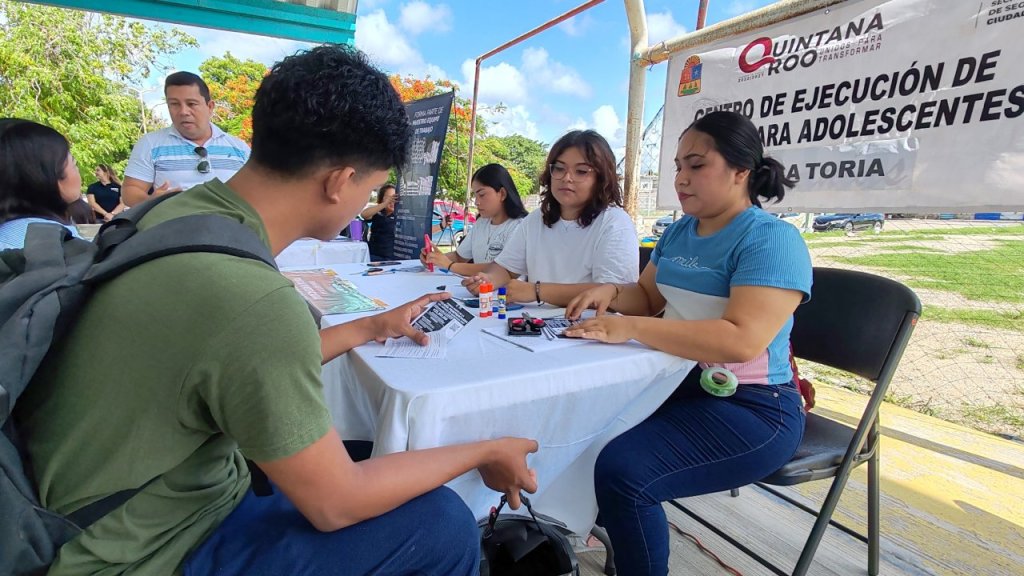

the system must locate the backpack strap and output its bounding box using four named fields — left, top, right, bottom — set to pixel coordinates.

left=84, top=213, right=276, bottom=284
left=64, top=477, right=161, bottom=530
left=93, top=191, right=182, bottom=260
